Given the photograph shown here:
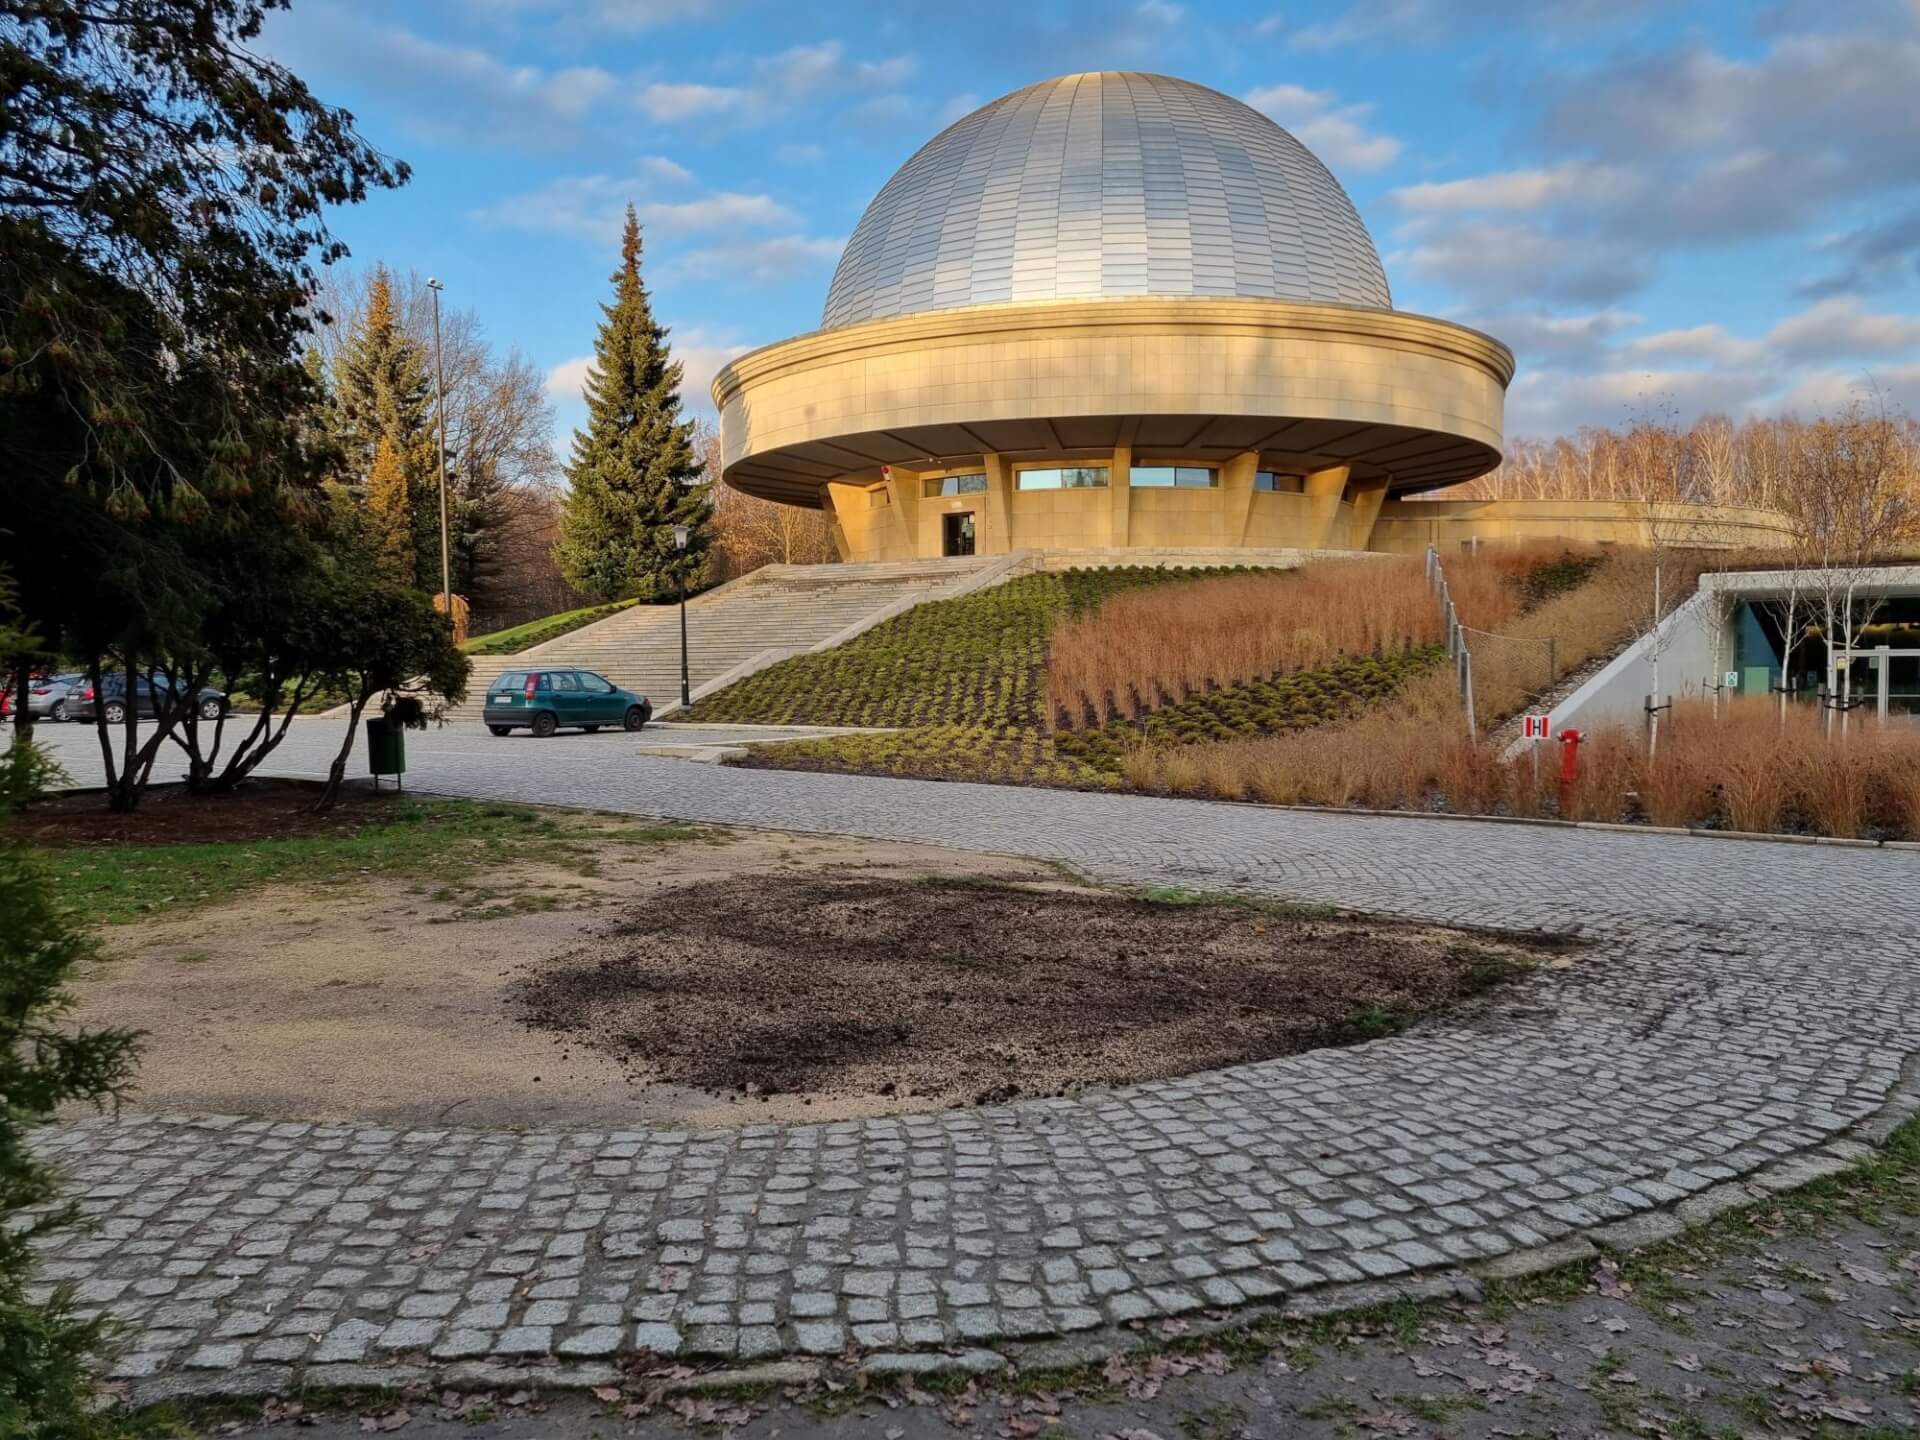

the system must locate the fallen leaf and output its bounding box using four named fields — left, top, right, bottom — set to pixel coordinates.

left=591, top=1386, right=621, bottom=1404
left=1839, top=1263, right=1893, bottom=1288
